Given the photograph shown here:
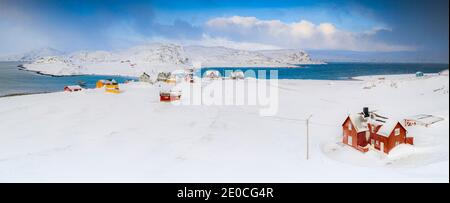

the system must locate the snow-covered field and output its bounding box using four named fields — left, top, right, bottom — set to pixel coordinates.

left=0, top=73, right=448, bottom=182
